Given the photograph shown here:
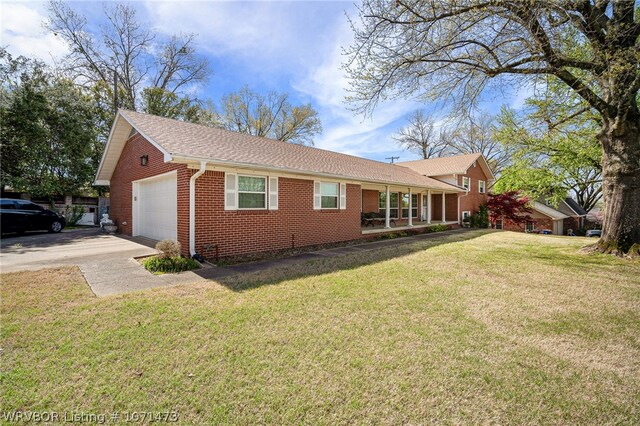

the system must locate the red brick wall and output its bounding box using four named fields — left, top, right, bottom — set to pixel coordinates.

left=430, top=193, right=458, bottom=221
left=502, top=217, right=554, bottom=232
left=109, top=133, right=191, bottom=251
left=193, top=172, right=363, bottom=258
left=362, top=190, right=379, bottom=213
left=563, top=216, right=583, bottom=234
left=457, top=162, right=490, bottom=215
